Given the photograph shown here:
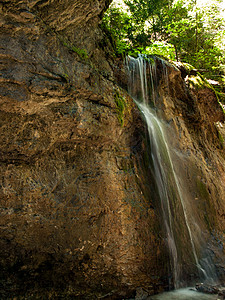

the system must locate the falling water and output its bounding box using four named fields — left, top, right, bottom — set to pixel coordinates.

left=126, top=55, right=217, bottom=288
